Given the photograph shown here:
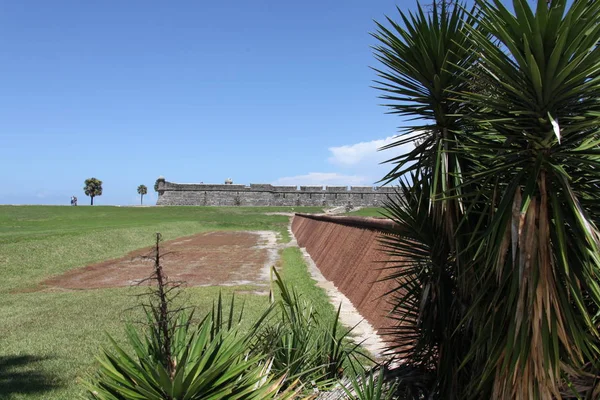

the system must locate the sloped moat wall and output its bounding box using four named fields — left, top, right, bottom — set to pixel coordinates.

left=292, top=213, right=399, bottom=335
